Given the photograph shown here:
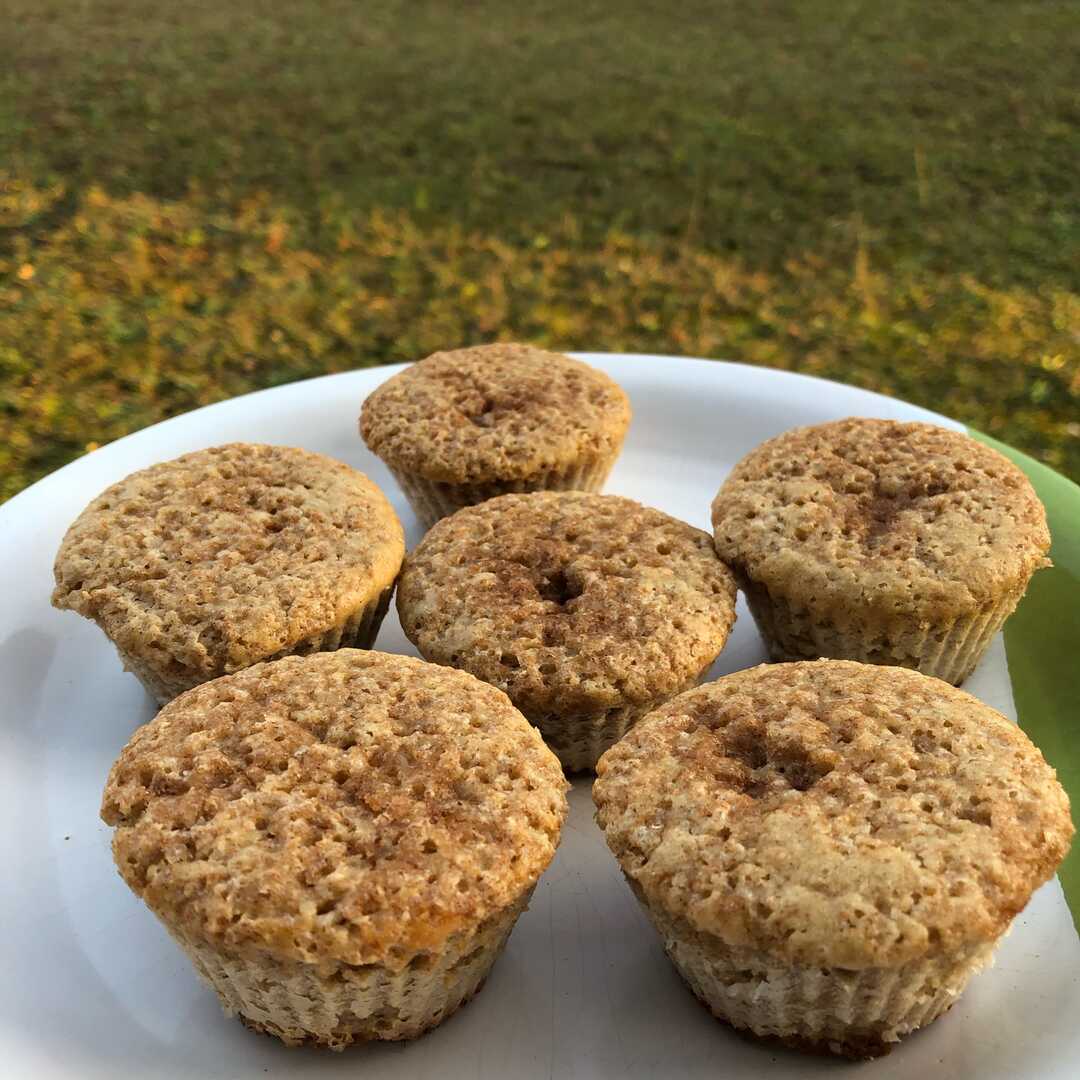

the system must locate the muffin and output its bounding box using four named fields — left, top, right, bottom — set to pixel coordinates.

left=52, top=443, right=404, bottom=703
left=359, top=343, right=631, bottom=528
left=711, top=419, right=1050, bottom=684
left=397, top=491, right=737, bottom=771
left=593, top=660, right=1073, bottom=1058
left=100, top=649, right=568, bottom=1048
